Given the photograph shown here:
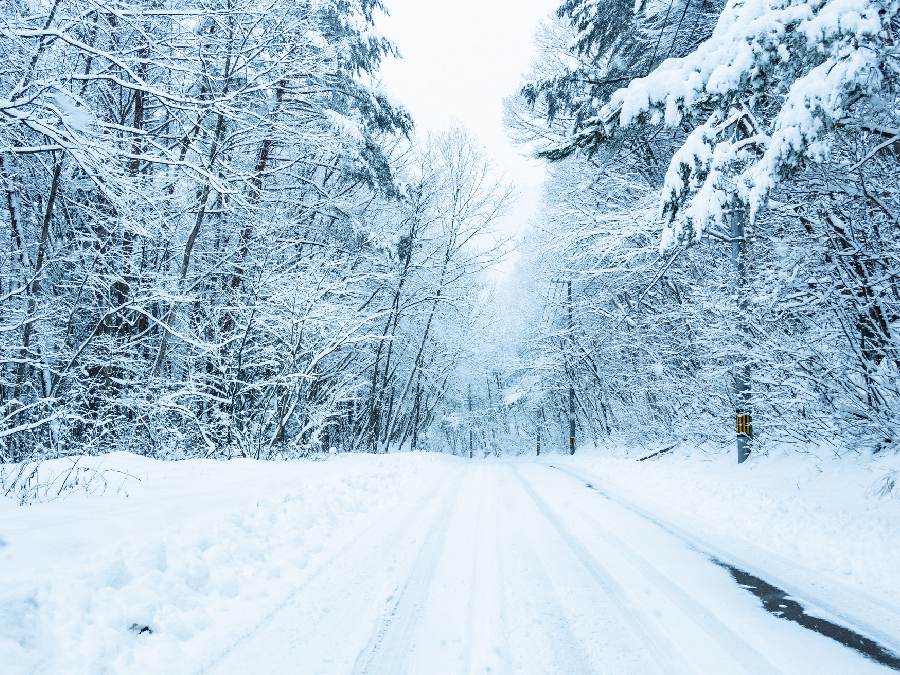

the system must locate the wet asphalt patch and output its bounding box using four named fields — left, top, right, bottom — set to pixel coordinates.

left=712, top=560, right=900, bottom=670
